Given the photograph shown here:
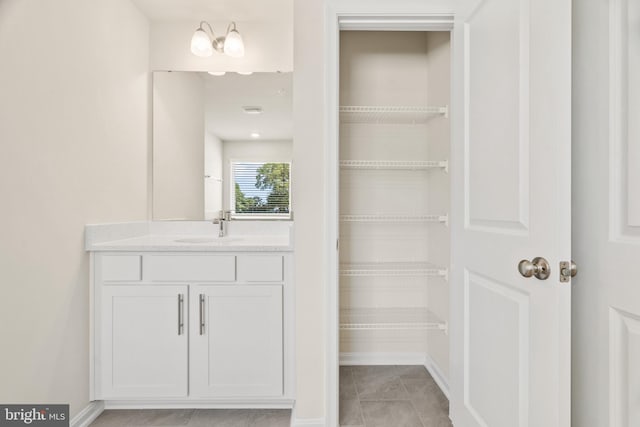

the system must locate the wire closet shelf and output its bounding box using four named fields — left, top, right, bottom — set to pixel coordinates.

left=339, top=105, right=449, bottom=124
left=340, top=214, right=448, bottom=225
left=339, top=160, right=448, bottom=172
left=340, top=307, right=447, bottom=332
left=340, top=261, right=448, bottom=280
